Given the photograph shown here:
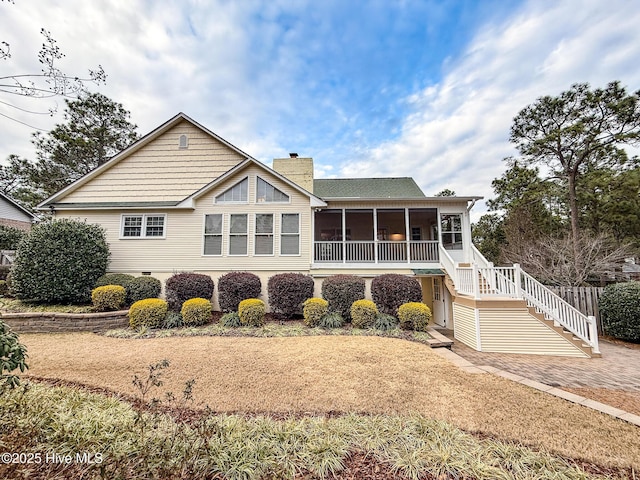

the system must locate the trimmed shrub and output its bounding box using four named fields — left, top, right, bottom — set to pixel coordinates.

left=218, top=272, right=262, bottom=313
left=599, top=281, right=640, bottom=342
left=268, top=273, right=314, bottom=319
left=371, top=274, right=422, bottom=316
left=351, top=299, right=378, bottom=329
left=181, top=298, right=213, bottom=326
left=129, top=298, right=168, bottom=329
left=238, top=298, right=266, bottom=327
left=0, top=280, right=8, bottom=297
left=319, top=312, right=345, bottom=329
left=0, top=225, right=26, bottom=250
left=303, top=298, right=329, bottom=327
left=321, top=275, right=365, bottom=321
left=374, top=313, right=399, bottom=331
left=220, top=312, right=241, bottom=328
left=165, top=273, right=214, bottom=311
left=398, top=302, right=432, bottom=332
left=91, top=285, right=126, bottom=311
left=95, top=273, right=135, bottom=289
left=0, top=319, right=28, bottom=389
left=11, top=219, right=110, bottom=304
left=127, top=276, right=162, bottom=304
